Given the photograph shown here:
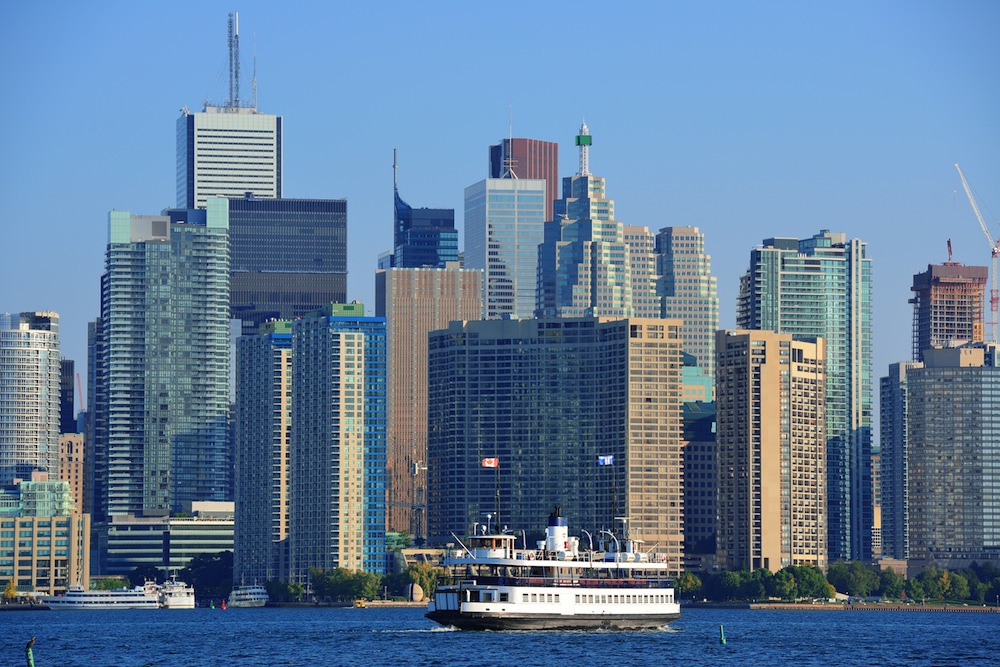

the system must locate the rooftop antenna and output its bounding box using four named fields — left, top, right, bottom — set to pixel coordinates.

left=393, top=148, right=398, bottom=192
left=575, top=120, right=592, bottom=176
left=252, top=31, right=257, bottom=110
left=502, top=103, right=518, bottom=178
left=228, top=12, right=241, bottom=108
